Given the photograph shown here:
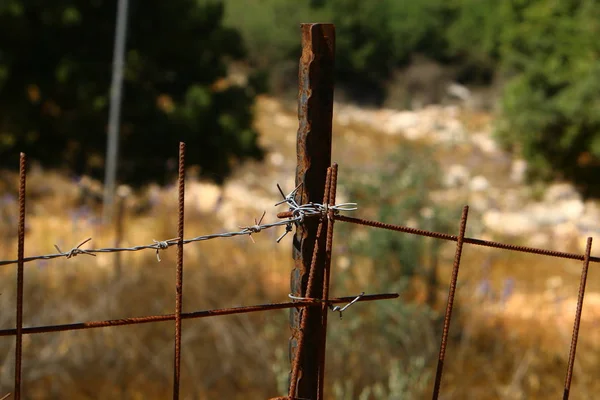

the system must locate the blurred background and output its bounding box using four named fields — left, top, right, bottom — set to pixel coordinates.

left=1, top=0, right=600, bottom=398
